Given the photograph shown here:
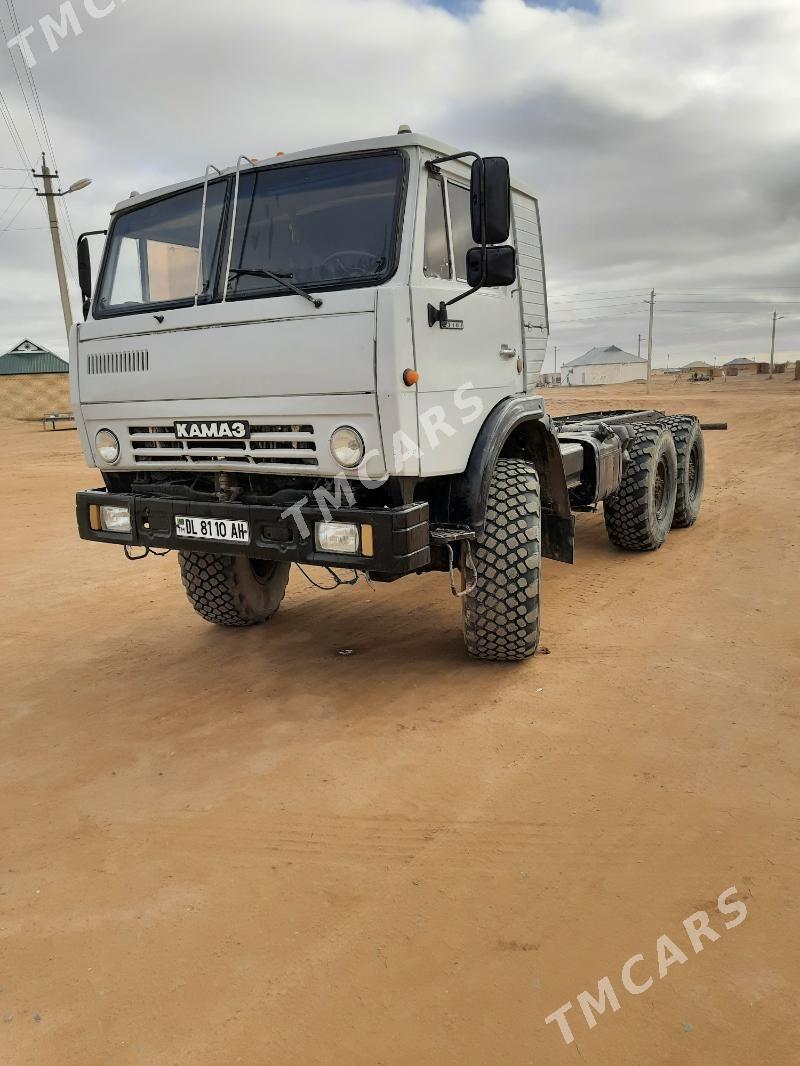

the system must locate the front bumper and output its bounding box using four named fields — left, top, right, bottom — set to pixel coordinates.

left=76, top=490, right=430, bottom=576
